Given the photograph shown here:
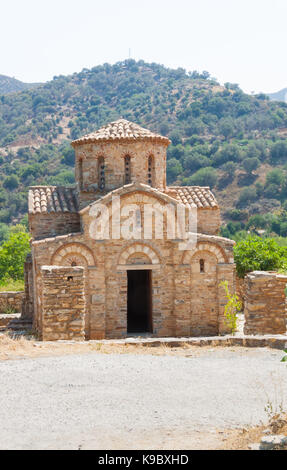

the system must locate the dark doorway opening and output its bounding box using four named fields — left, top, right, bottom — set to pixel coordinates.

left=127, top=270, right=152, bottom=334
